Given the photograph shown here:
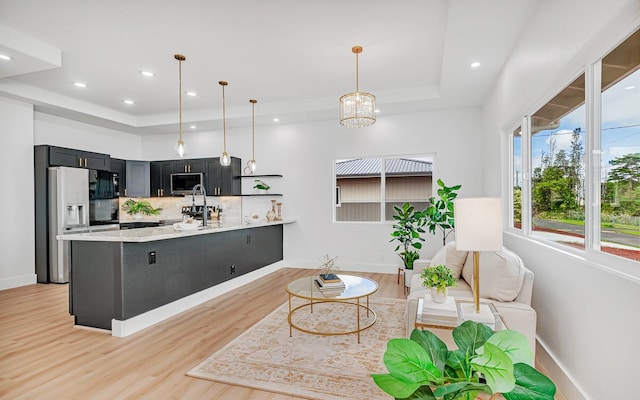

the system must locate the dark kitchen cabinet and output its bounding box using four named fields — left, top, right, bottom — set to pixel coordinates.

left=49, top=146, right=110, bottom=170
left=173, top=158, right=205, bottom=174
left=205, top=157, right=241, bottom=196
left=150, top=161, right=173, bottom=197
left=126, top=160, right=150, bottom=197
left=110, top=158, right=126, bottom=197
